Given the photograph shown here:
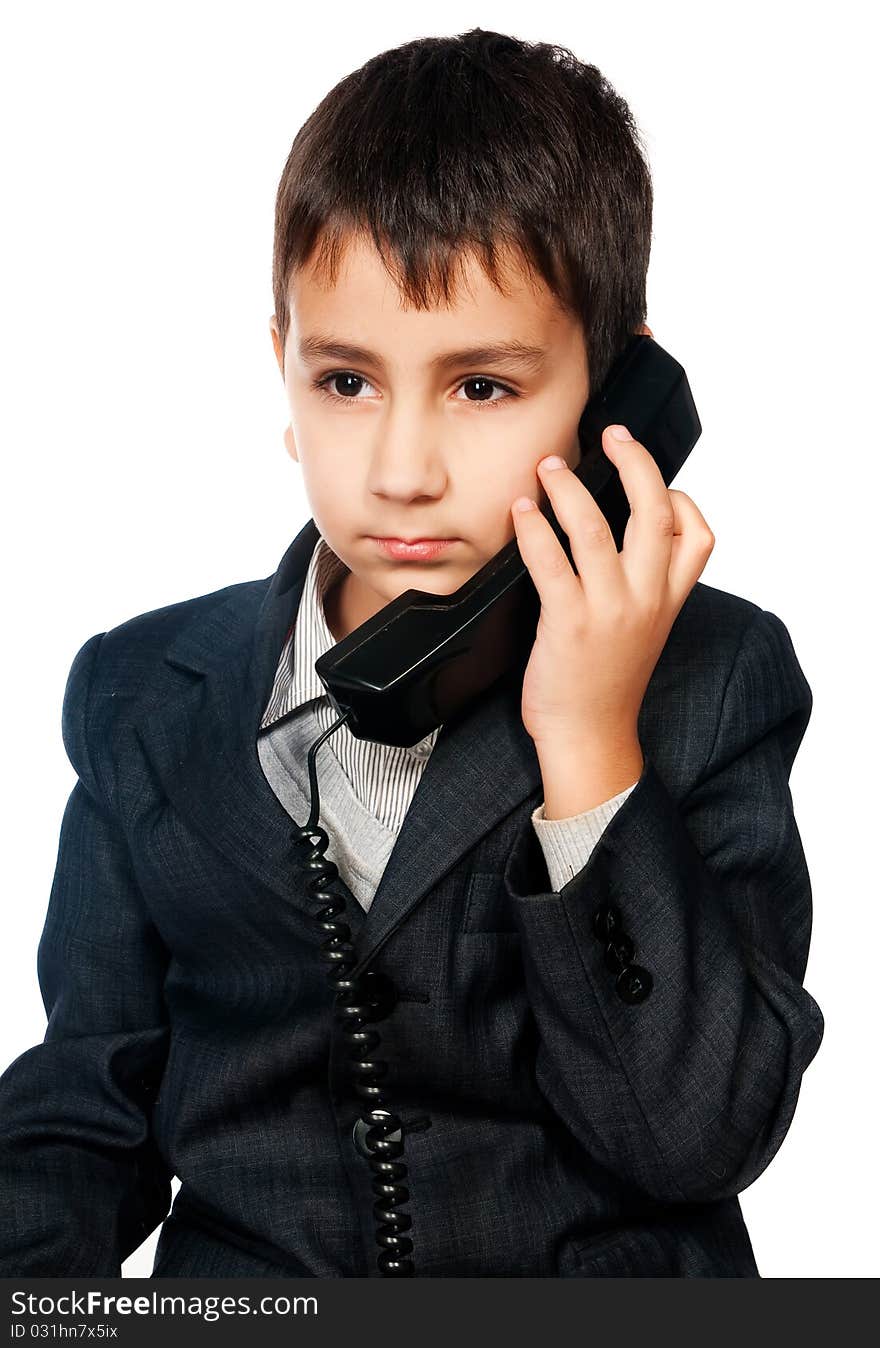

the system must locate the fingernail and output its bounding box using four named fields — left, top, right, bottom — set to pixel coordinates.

left=609, top=425, right=631, bottom=441
left=540, top=455, right=567, bottom=470
left=513, top=497, right=537, bottom=512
